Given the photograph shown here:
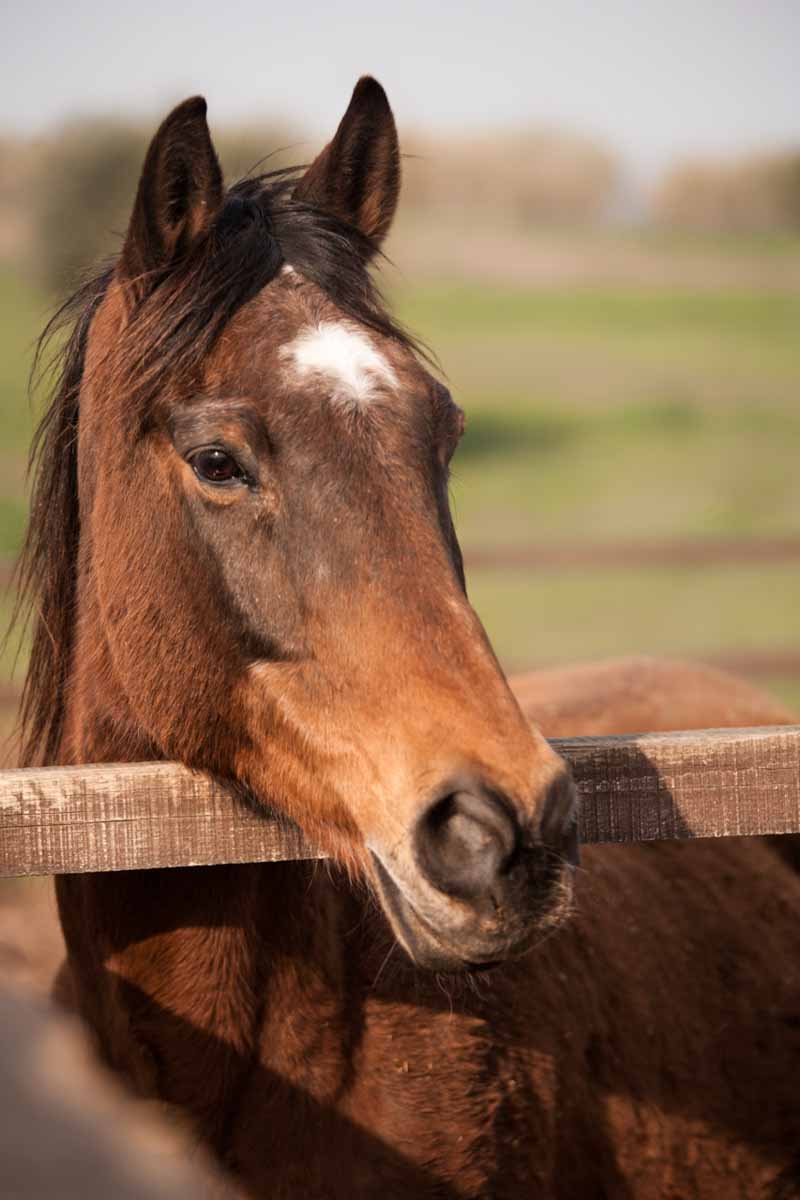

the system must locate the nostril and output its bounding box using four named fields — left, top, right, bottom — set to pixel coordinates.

left=415, top=787, right=520, bottom=901
left=538, top=771, right=580, bottom=867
